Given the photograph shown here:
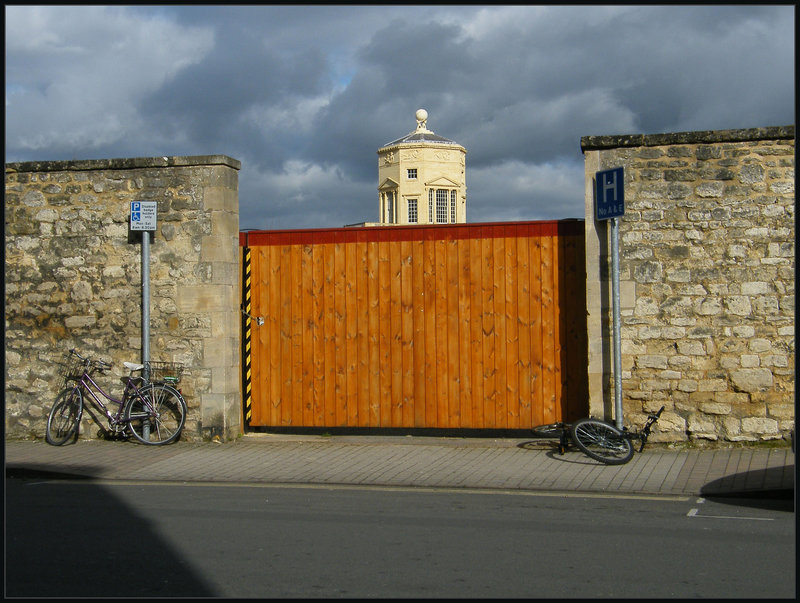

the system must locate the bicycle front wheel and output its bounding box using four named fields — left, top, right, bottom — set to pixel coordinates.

left=125, top=383, right=186, bottom=445
left=46, top=388, right=83, bottom=446
left=570, top=418, right=633, bottom=465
